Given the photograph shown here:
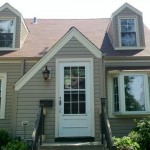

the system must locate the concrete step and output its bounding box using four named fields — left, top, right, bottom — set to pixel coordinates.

left=40, top=142, right=105, bottom=150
